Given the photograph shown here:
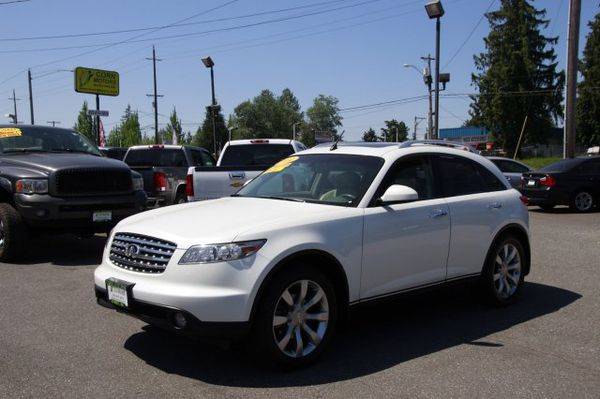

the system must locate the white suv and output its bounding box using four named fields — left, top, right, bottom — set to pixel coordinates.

left=94, top=141, right=530, bottom=367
